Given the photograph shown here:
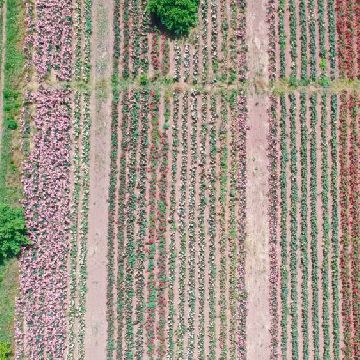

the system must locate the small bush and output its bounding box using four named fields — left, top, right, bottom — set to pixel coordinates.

left=140, top=74, right=148, bottom=86
left=147, top=0, right=199, bottom=36
left=0, top=341, right=11, bottom=360
left=7, top=119, right=17, bottom=130
left=0, top=203, right=29, bottom=260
